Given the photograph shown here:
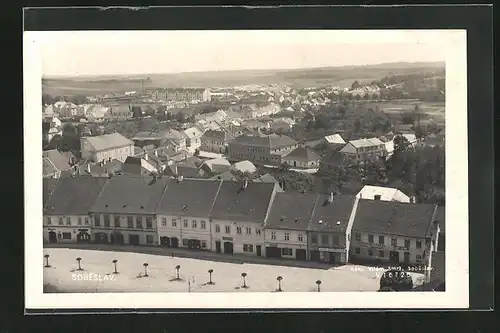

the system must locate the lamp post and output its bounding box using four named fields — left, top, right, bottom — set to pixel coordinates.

left=241, top=272, right=248, bottom=288
left=44, top=254, right=50, bottom=268
left=76, top=257, right=83, bottom=271
left=316, top=280, right=322, bottom=292
left=143, top=263, right=149, bottom=277
left=277, top=276, right=283, bottom=292
left=112, top=260, right=118, bottom=274
left=175, top=265, right=181, bottom=280
left=208, top=269, right=214, bottom=285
